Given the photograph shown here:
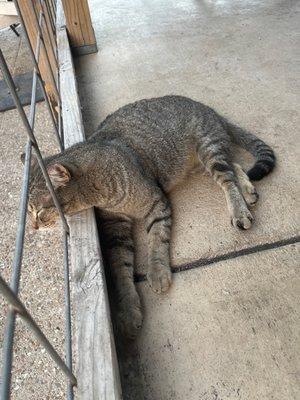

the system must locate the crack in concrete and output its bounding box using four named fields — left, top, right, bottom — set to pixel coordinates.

left=134, top=236, right=300, bottom=283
